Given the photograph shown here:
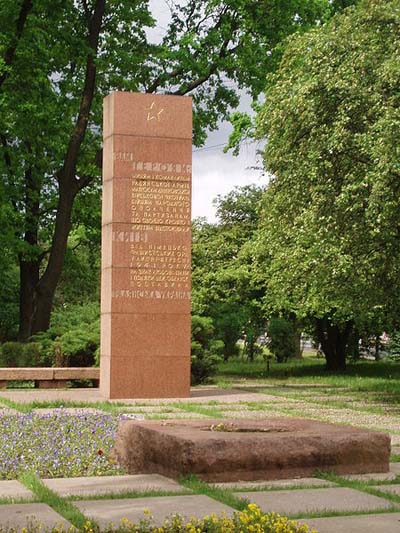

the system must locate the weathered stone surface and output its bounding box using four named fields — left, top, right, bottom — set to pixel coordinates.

left=42, top=474, right=185, bottom=497
left=0, top=503, right=71, bottom=530
left=299, top=513, right=400, bottom=533
left=390, top=463, right=400, bottom=475
left=212, top=478, right=337, bottom=489
left=372, top=484, right=400, bottom=496
left=0, top=367, right=99, bottom=385
left=113, top=418, right=391, bottom=482
left=0, top=480, right=34, bottom=500
left=100, top=91, right=192, bottom=399
left=74, top=495, right=234, bottom=529
left=234, top=487, right=395, bottom=515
